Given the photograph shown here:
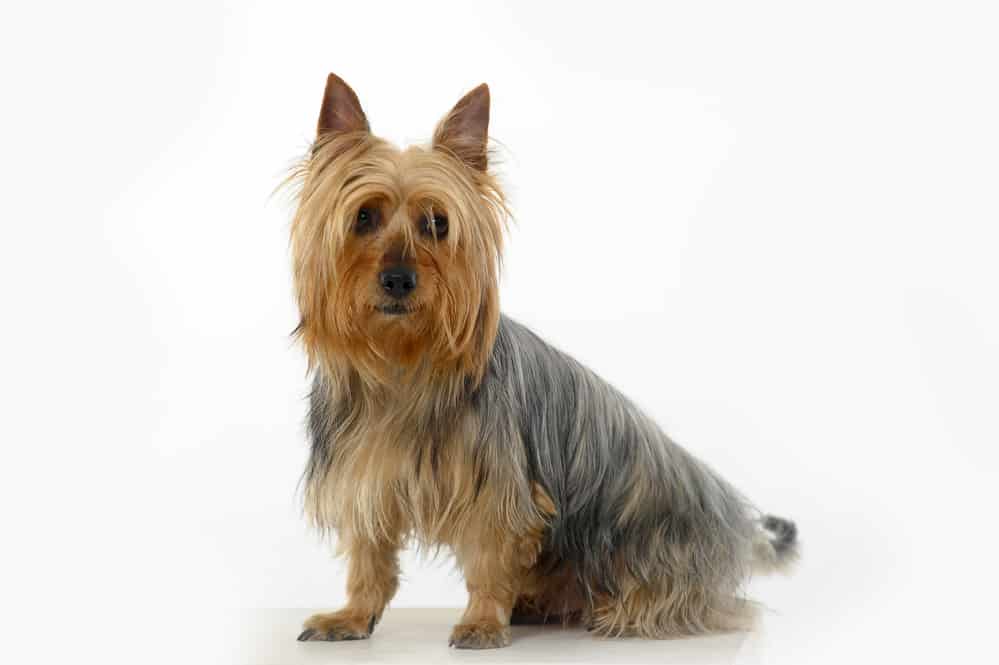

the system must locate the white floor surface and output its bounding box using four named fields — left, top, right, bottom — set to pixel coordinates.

left=234, top=608, right=764, bottom=665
